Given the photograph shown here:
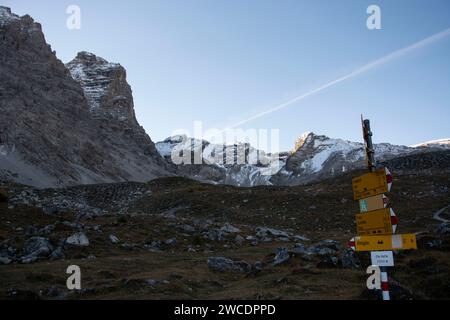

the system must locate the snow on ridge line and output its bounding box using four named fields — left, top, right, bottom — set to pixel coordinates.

left=66, top=53, right=124, bottom=112
left=0, top=6, right=20, bottom=27
left=156, top=133, right=414, bottom=166
left=411, top=138, right=450, bottom=148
